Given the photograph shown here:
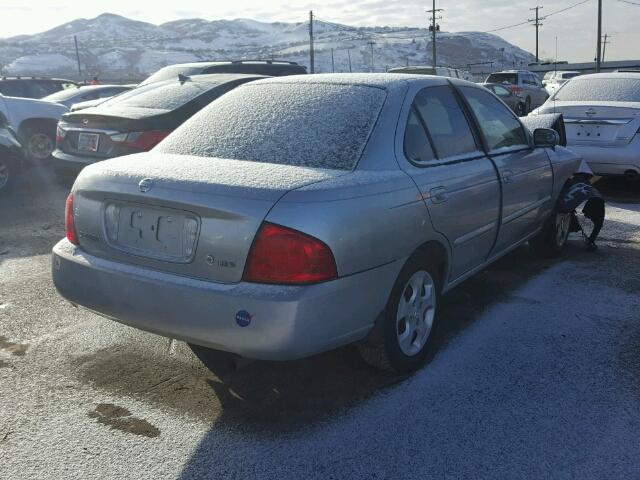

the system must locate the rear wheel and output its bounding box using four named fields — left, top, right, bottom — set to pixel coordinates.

left=524, top=97, right=532, bottom=115
left=515, top=102, right=526, bottom=117
left=530, top=208, right=571, bottom=257
left=358, top=254, right=440, bottom=373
